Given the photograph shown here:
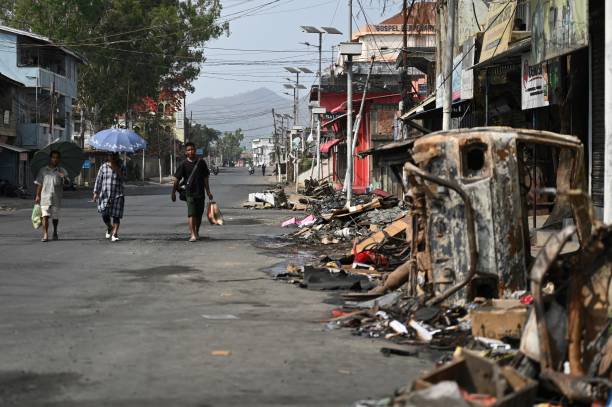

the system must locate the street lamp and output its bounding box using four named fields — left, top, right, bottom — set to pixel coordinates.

left=339, top=40, right=363, bottom=205
left=301, top=26, right=342, bottom=180
left=284, top=67, right=312, bottom=126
